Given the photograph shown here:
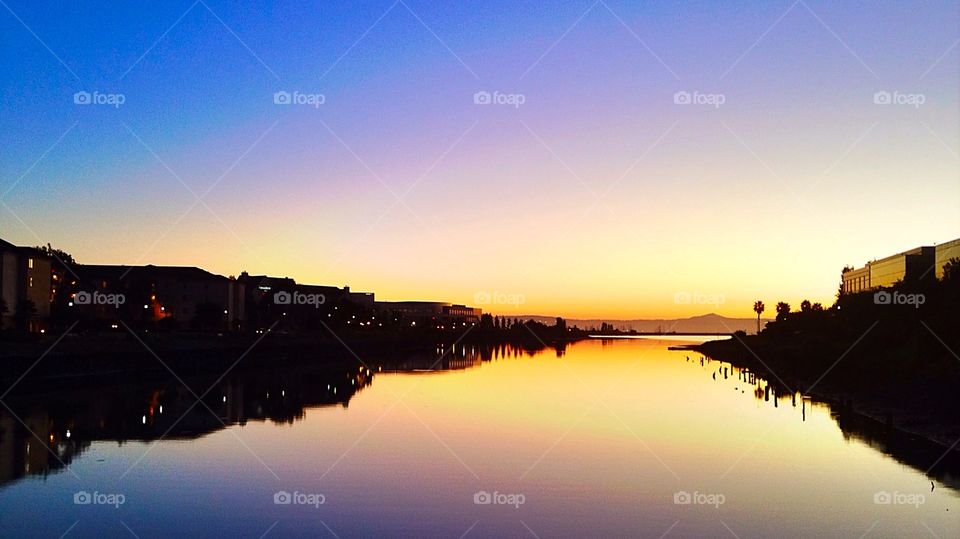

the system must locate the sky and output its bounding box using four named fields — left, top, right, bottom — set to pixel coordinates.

left=1, top=0, right=958, bottom=319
